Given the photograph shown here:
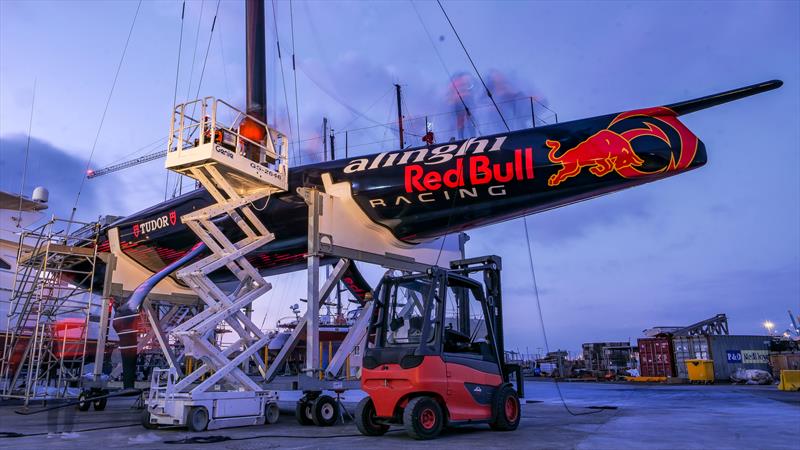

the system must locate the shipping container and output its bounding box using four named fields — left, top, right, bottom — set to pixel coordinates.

left=582, top=341, right=633, bottom=372
left=708, top=335, right=772, bottom=381
left=769, top=352, right=800, bottom=377
left=637, top=337, right=674, bottom=377
left=673, top=335, right=710, bottom=379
